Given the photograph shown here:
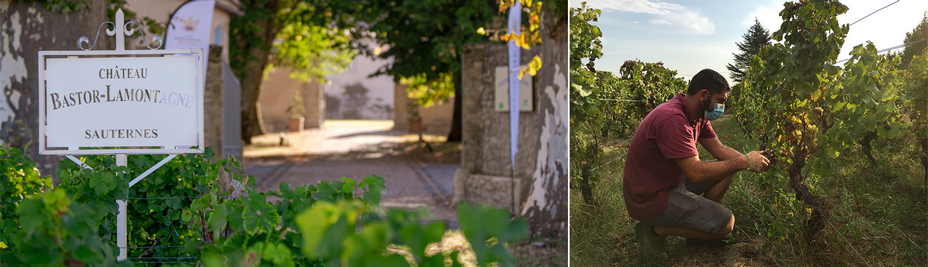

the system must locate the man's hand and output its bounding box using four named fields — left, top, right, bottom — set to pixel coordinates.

left=745, top=151, right=771, bottom=172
